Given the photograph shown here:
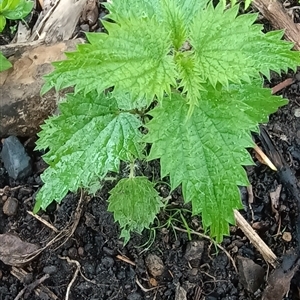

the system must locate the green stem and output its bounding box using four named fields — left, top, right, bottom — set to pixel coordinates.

left=129, top=161, right=135, bottom=178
